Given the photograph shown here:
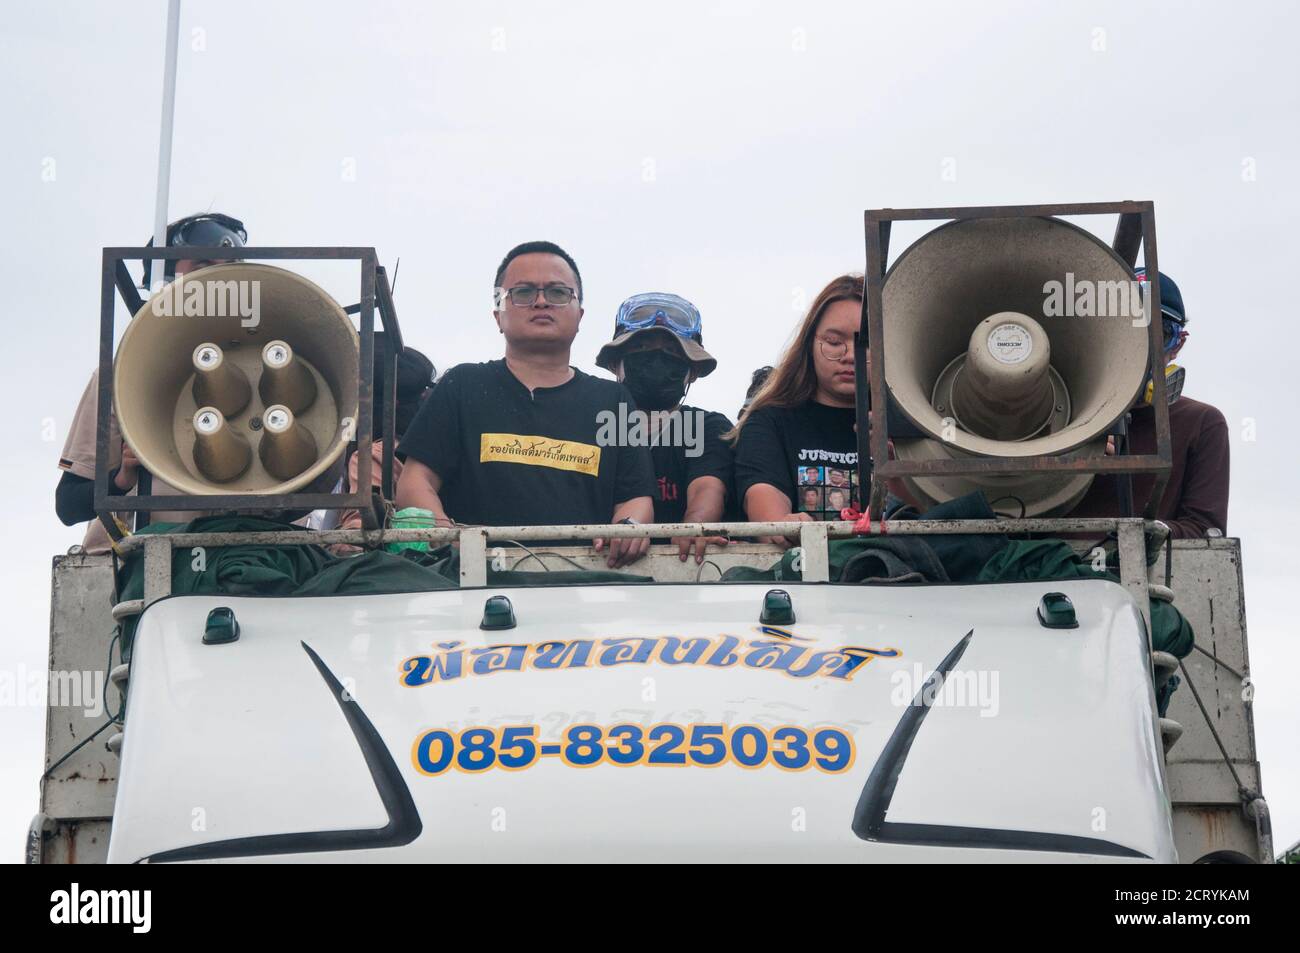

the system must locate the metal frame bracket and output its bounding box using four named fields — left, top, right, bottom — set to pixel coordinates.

left=93, top=246, right=405, bottom=543
left=858, top=202, right=1174, bottom=520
